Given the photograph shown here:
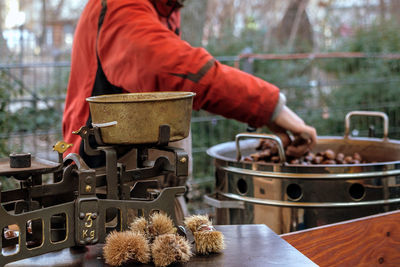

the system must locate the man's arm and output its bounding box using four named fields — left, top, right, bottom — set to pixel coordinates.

left=97, top=1, right=280, bottom=127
